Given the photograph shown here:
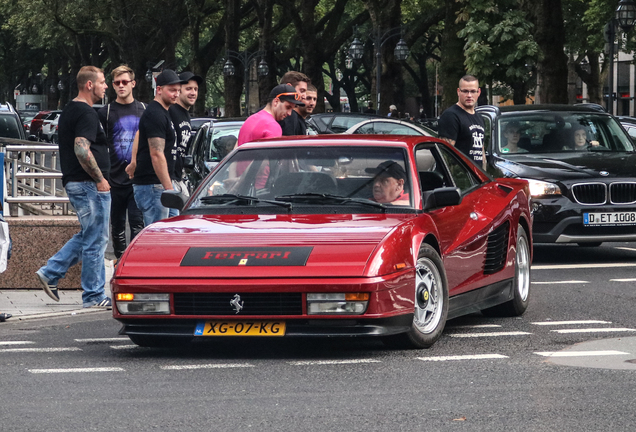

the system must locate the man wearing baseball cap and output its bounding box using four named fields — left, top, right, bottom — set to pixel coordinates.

left=132, top=69, right=187, bottom=225
left=236, top=83, right=304, bottom=189
left=169, top=71, right=203, bottom=205
left=369, top=160, right=410, bottom=205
